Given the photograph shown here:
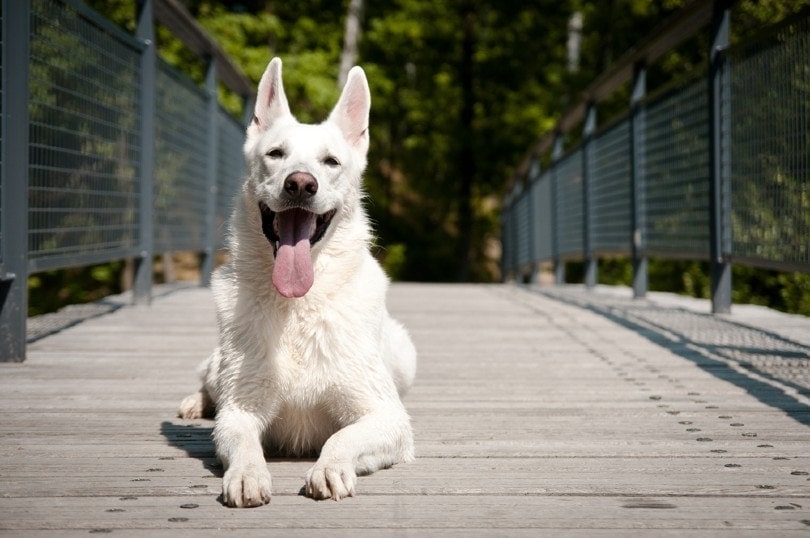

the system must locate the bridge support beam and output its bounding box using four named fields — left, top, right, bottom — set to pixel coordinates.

left=551, top=136, right=565, bottom=285
left=200, top=59, right=220, bottom=287
left=582, top=104, right=597, bottom=289
left=630, top=62, right=647, bottom=299
left=134, top=0, right=156, bottom=305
